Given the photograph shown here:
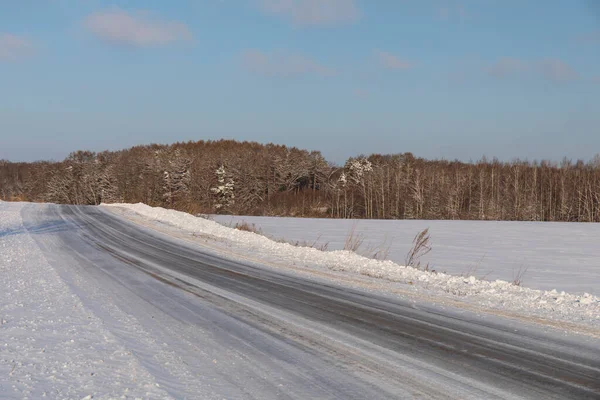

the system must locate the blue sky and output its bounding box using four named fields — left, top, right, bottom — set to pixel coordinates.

left=1, top=0, right=599, bottom=164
